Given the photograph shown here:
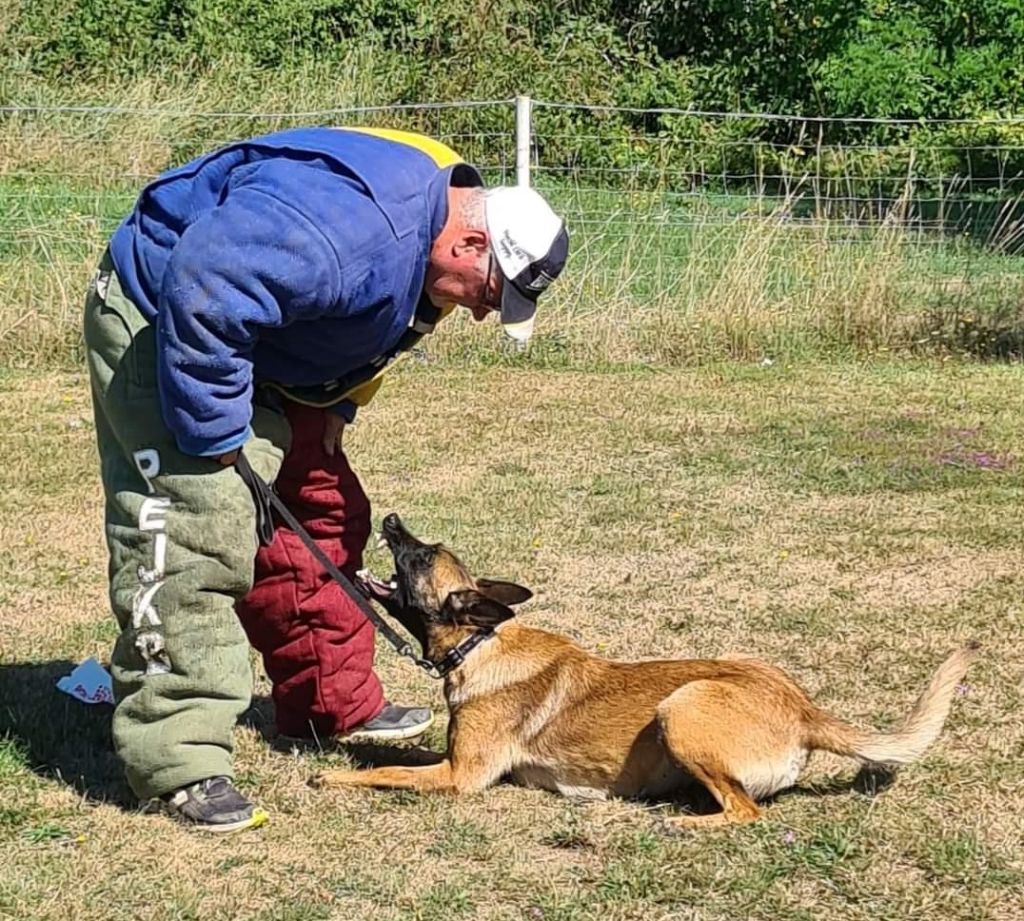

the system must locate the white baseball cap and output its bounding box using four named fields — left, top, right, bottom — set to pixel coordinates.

left=484, top=187, right=569, bottom=342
